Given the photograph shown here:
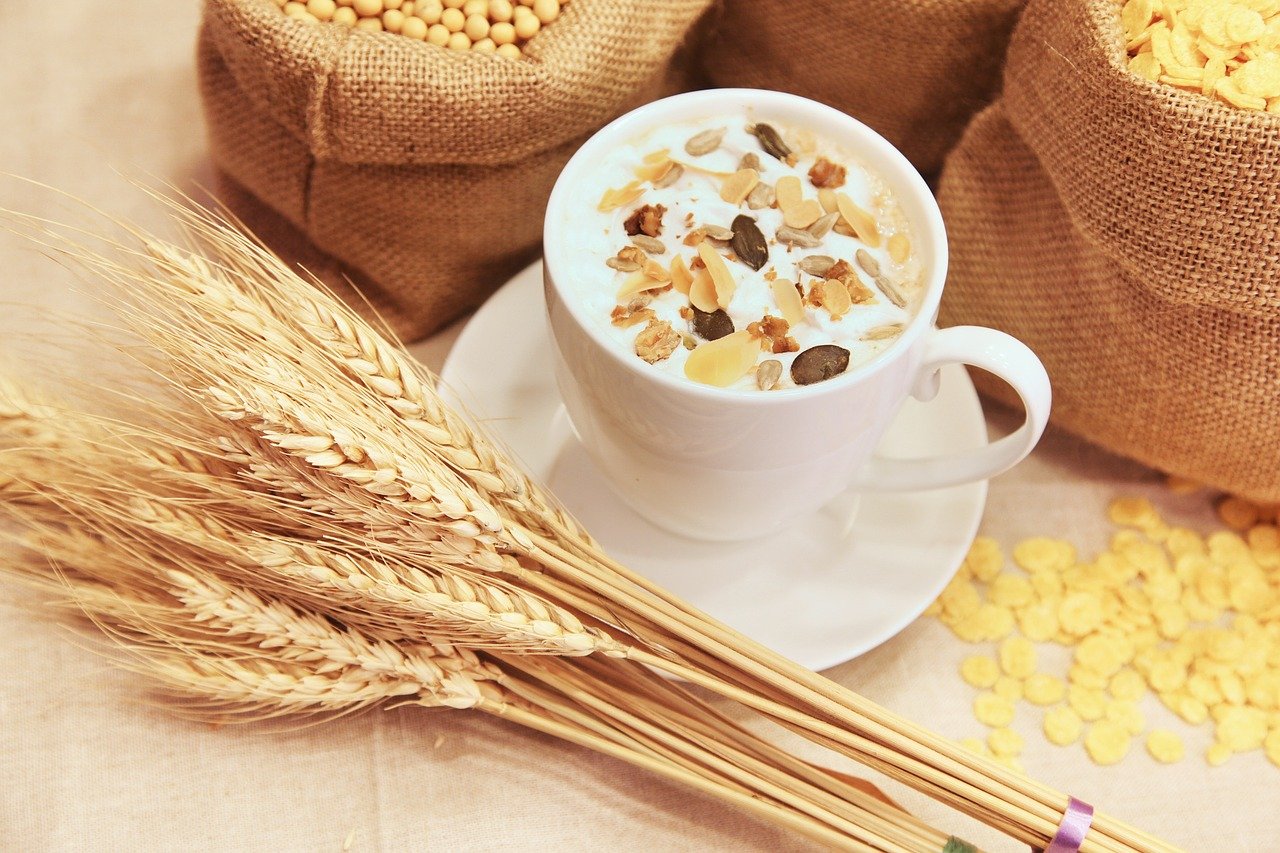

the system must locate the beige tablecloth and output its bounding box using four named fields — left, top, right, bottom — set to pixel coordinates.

left=1, top=4, right=1274, bottom=850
